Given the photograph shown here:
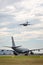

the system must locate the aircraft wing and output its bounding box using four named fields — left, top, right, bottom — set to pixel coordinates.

left=29, top=48, right=43, bottom=51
